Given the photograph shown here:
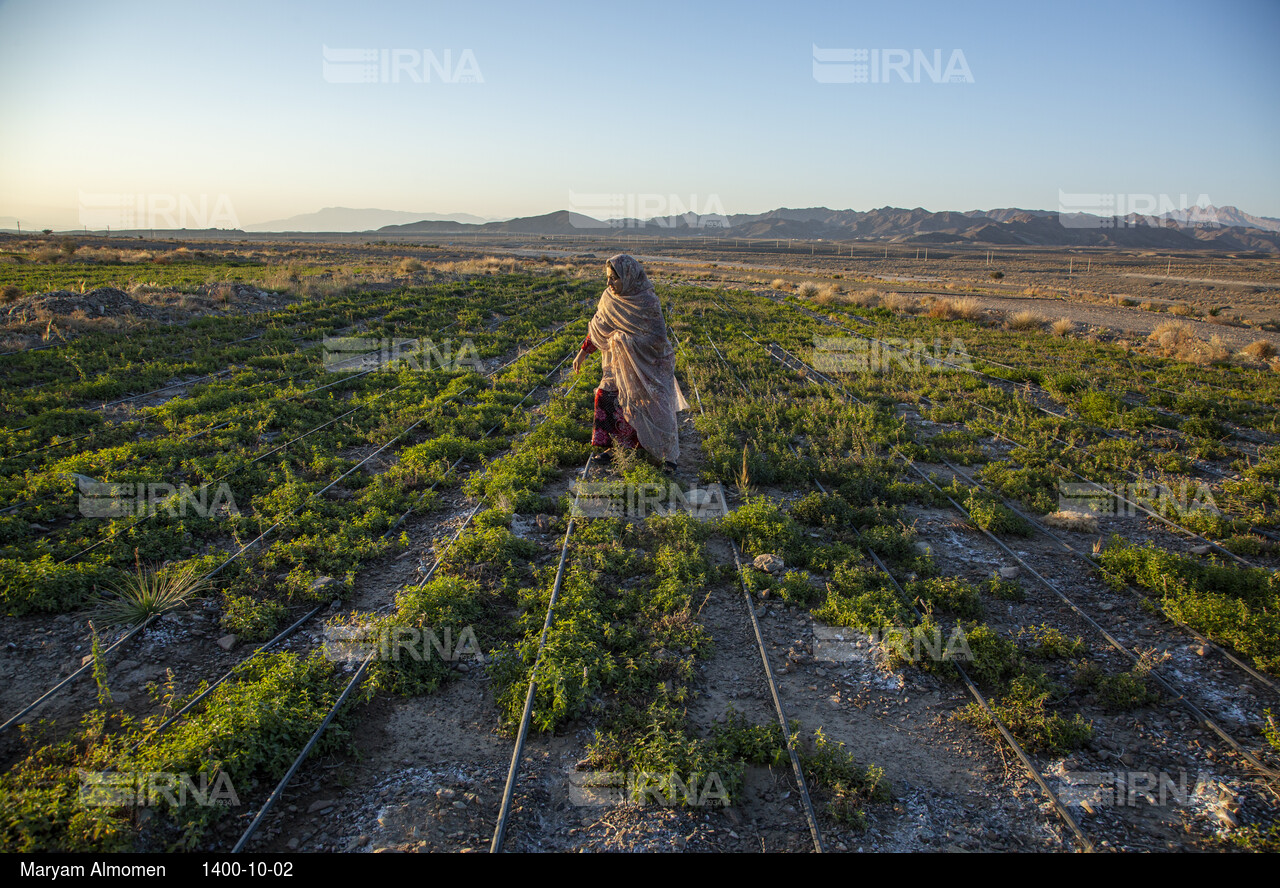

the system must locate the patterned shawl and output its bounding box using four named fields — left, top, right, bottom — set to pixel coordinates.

left=588, top=254, right=689, bottom=463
